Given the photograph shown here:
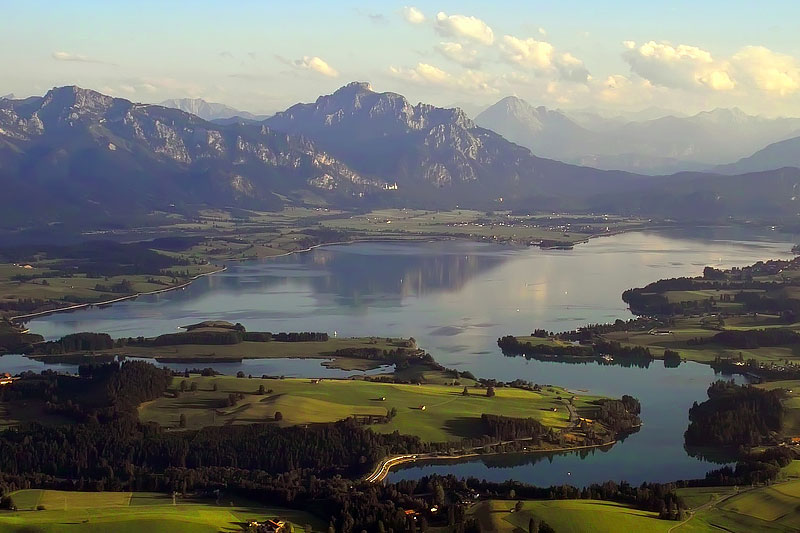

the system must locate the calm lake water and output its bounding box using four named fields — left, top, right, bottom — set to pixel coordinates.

left=7, top=227, right=798, bottom=486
